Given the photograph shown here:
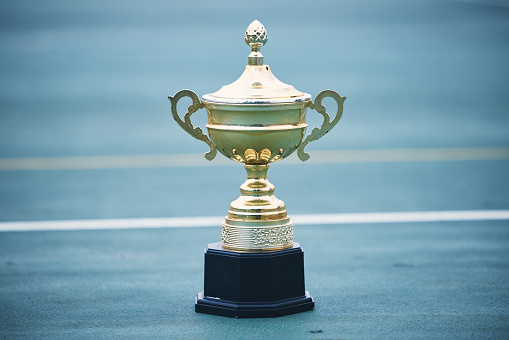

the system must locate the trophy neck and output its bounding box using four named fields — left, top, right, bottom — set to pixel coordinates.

left=245, top=163, right=268, bottom=178
left=240, top=164, right=273, bottom=196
